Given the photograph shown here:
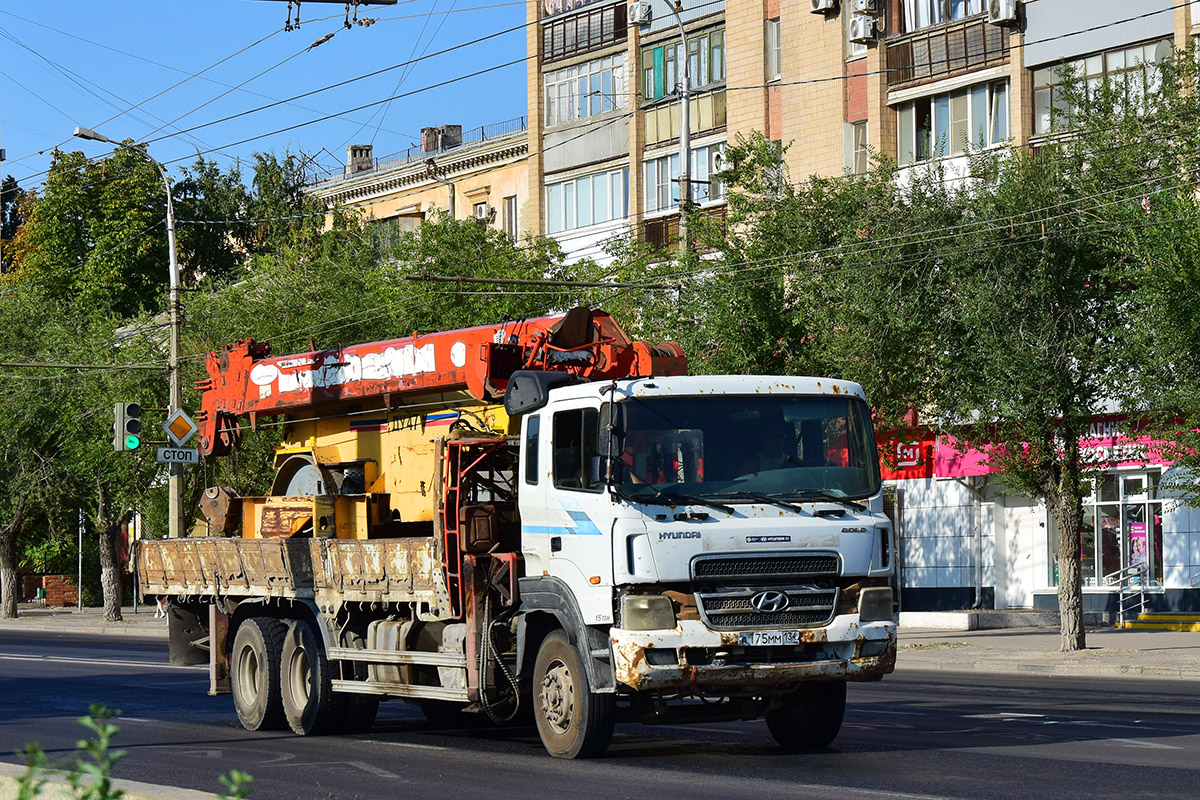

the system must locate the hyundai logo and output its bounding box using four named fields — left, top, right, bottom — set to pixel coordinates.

left=750, top=590, right=790, bottom=613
